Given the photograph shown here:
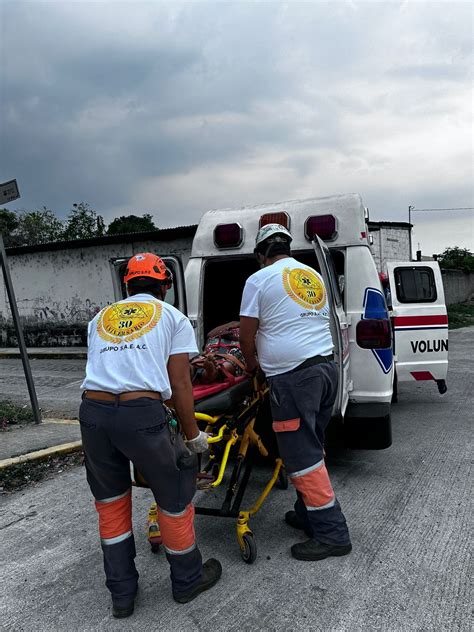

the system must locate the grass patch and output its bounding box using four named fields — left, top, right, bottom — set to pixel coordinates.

left=0, top=450, right=83, bottom=491
left=447, top=302, right=474, bottom=329
left=0, top=400, right=35, bottom=429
